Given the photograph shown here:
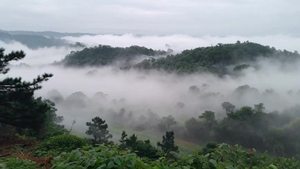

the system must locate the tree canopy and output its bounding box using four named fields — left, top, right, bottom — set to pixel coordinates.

left=0, top=48, right=53, bottom=132
left=86, top=116, right=112, bottom=144
left=62, top=45, right=166, bottom=67
left=135, top=41, right=300, bottom=74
